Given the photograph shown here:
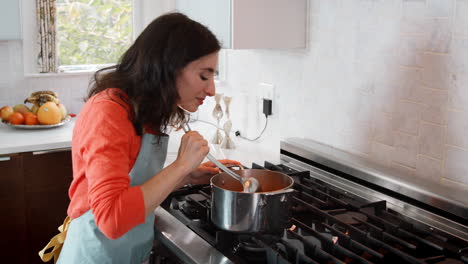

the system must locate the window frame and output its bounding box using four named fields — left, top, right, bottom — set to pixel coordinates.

left=22, top=0, right=175, bottom=76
